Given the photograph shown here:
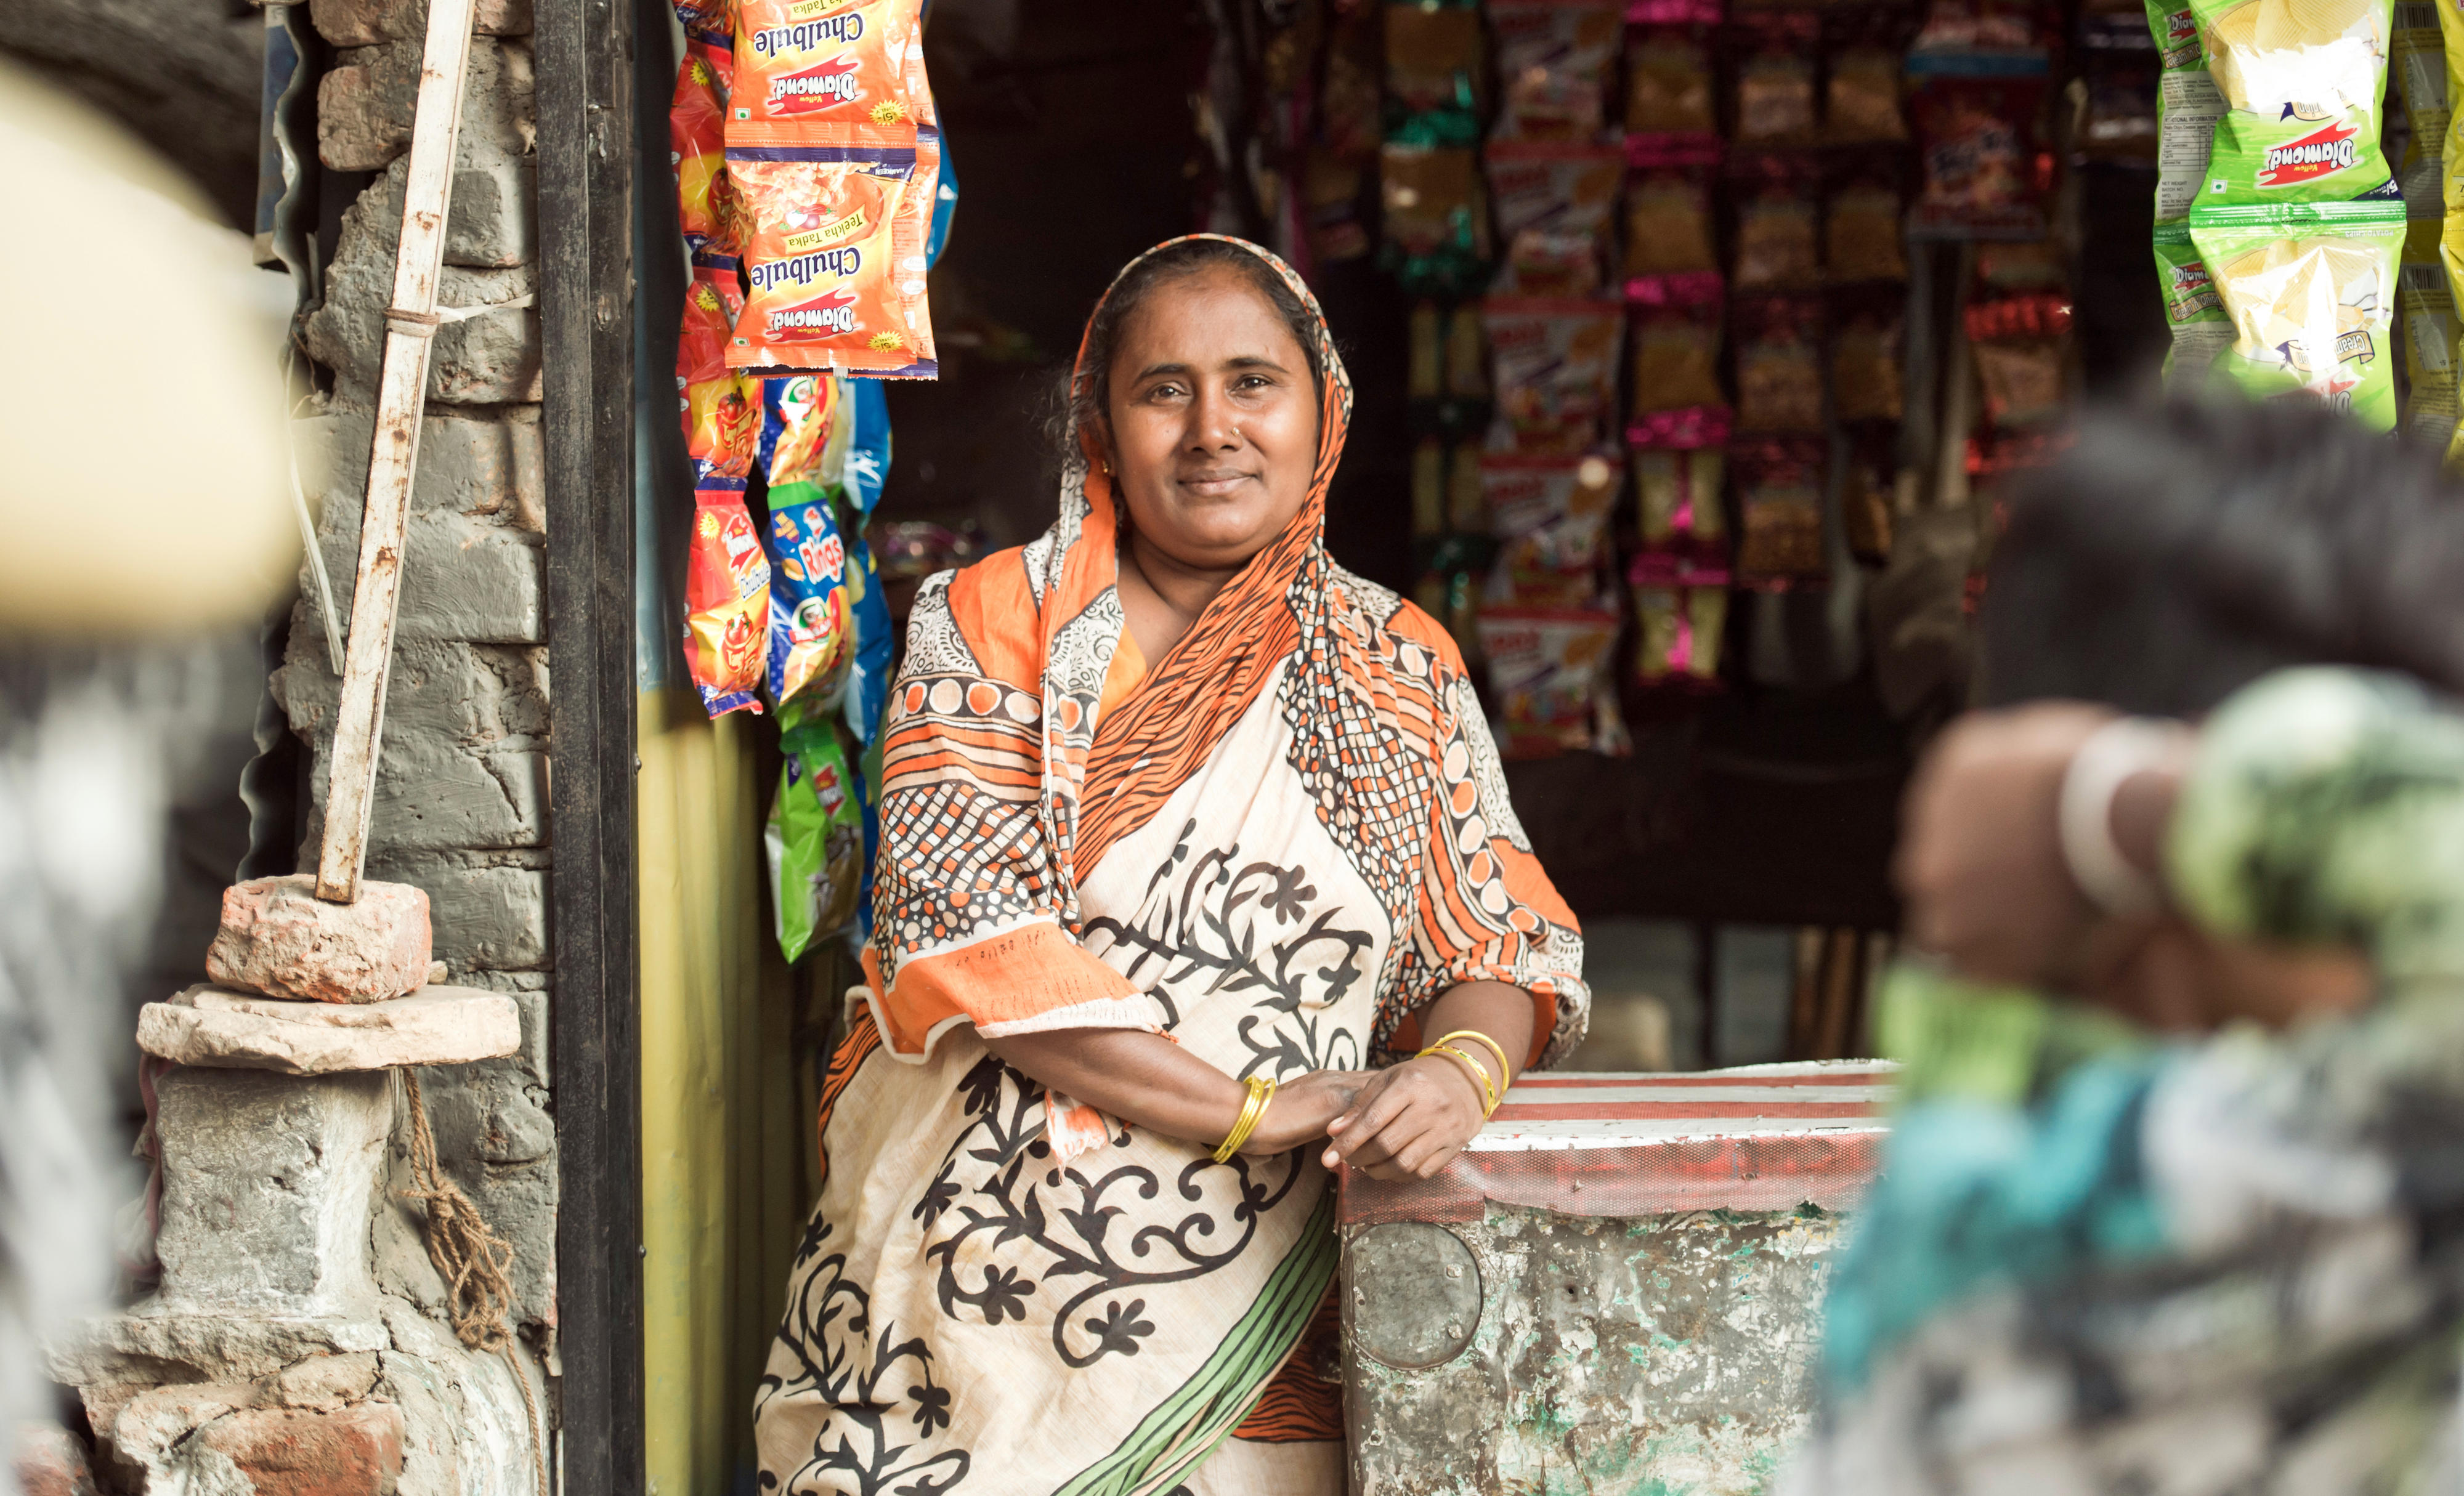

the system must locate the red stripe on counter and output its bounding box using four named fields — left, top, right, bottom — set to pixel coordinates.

left=1491, top=1100, right=1881, bottom=1122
